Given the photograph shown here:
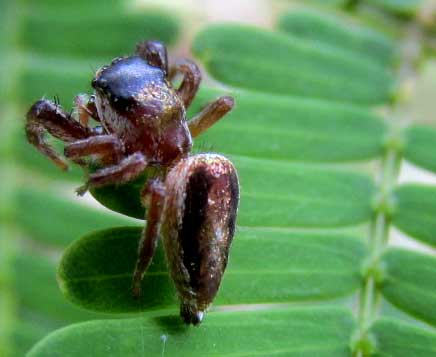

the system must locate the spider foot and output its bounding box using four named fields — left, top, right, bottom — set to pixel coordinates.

left=76, top=183, right=89, bottom=196
left=132, top=281, right=142, bottom=299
